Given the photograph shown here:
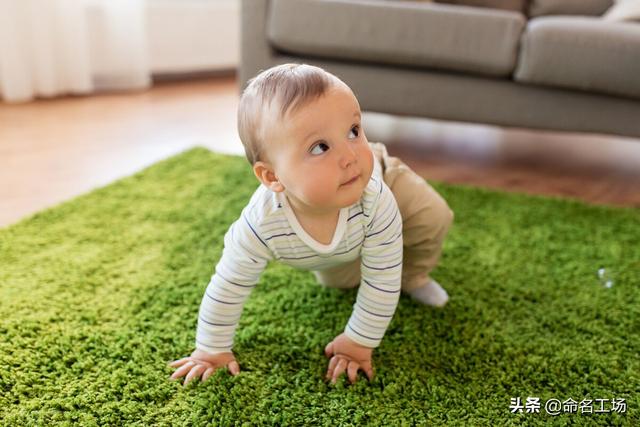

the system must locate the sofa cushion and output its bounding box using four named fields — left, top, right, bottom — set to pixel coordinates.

left=435, top=0, right=528, bottom=14
left=267, top=0, right=526, bottom=77
left=514, top=16, right=640, bottom=99
left=528, top=0, right=613, bottom=17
